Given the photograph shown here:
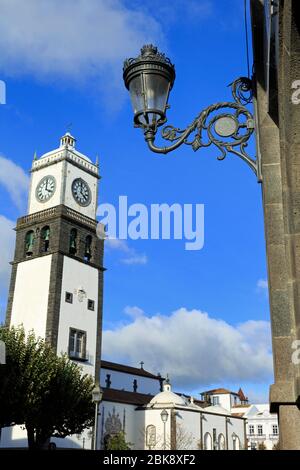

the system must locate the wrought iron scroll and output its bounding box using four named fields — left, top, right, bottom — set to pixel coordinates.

left=144, top=77, right=260, bottom=179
